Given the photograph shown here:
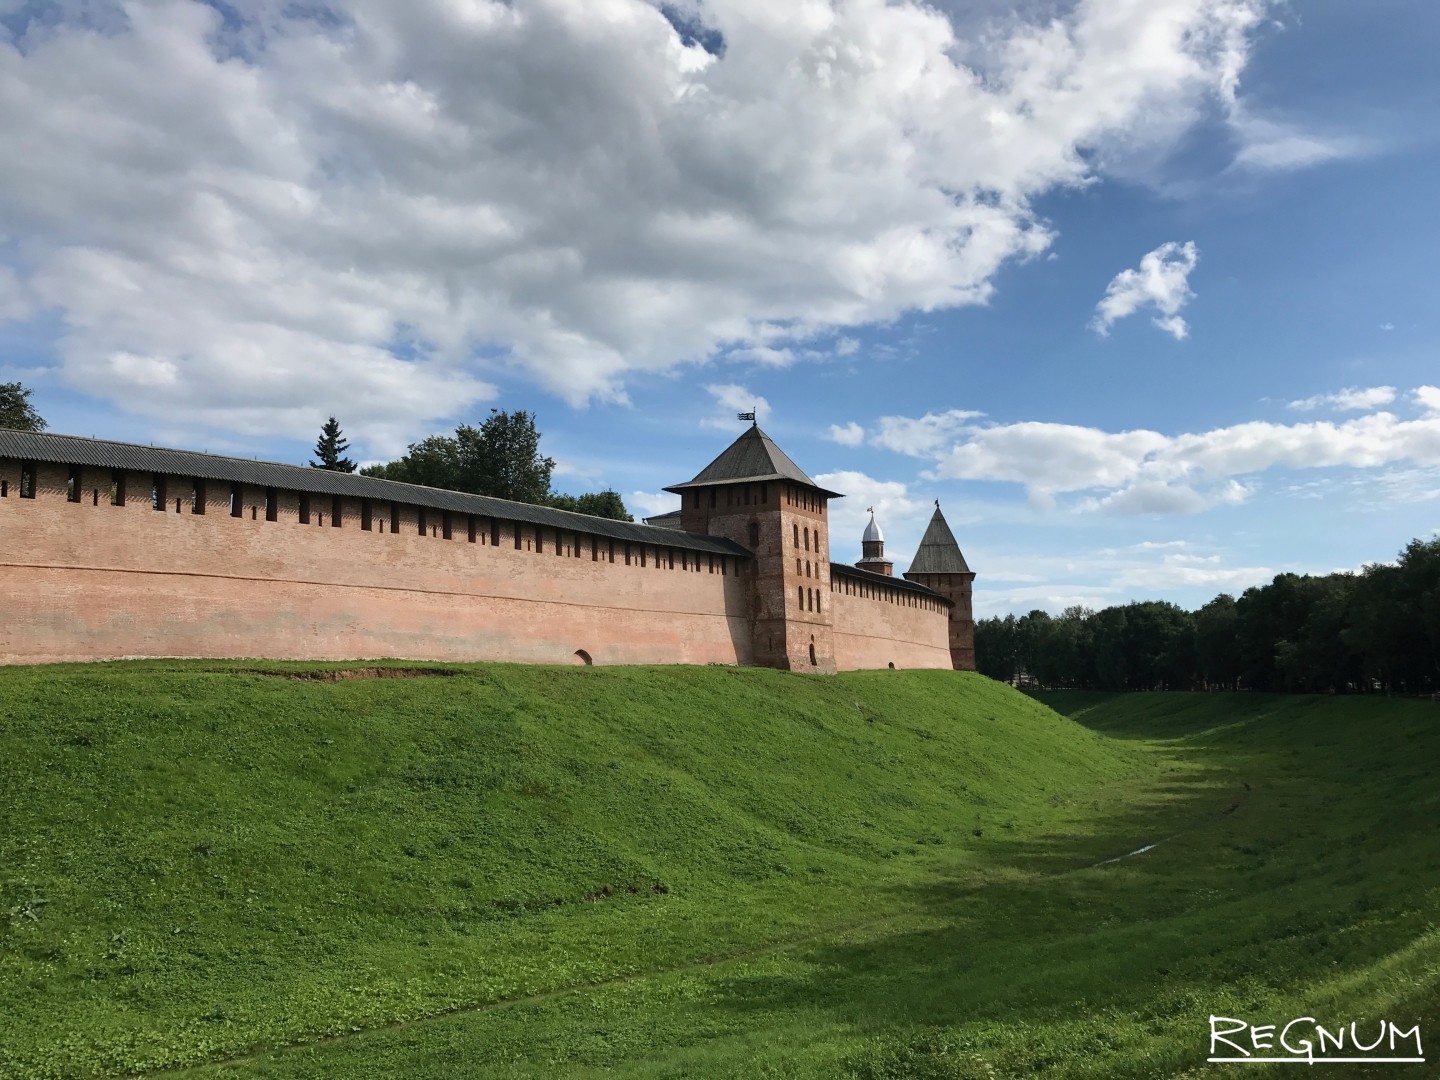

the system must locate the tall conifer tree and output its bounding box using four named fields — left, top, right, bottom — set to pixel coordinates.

left=310, top=416, right=356, bottom=472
